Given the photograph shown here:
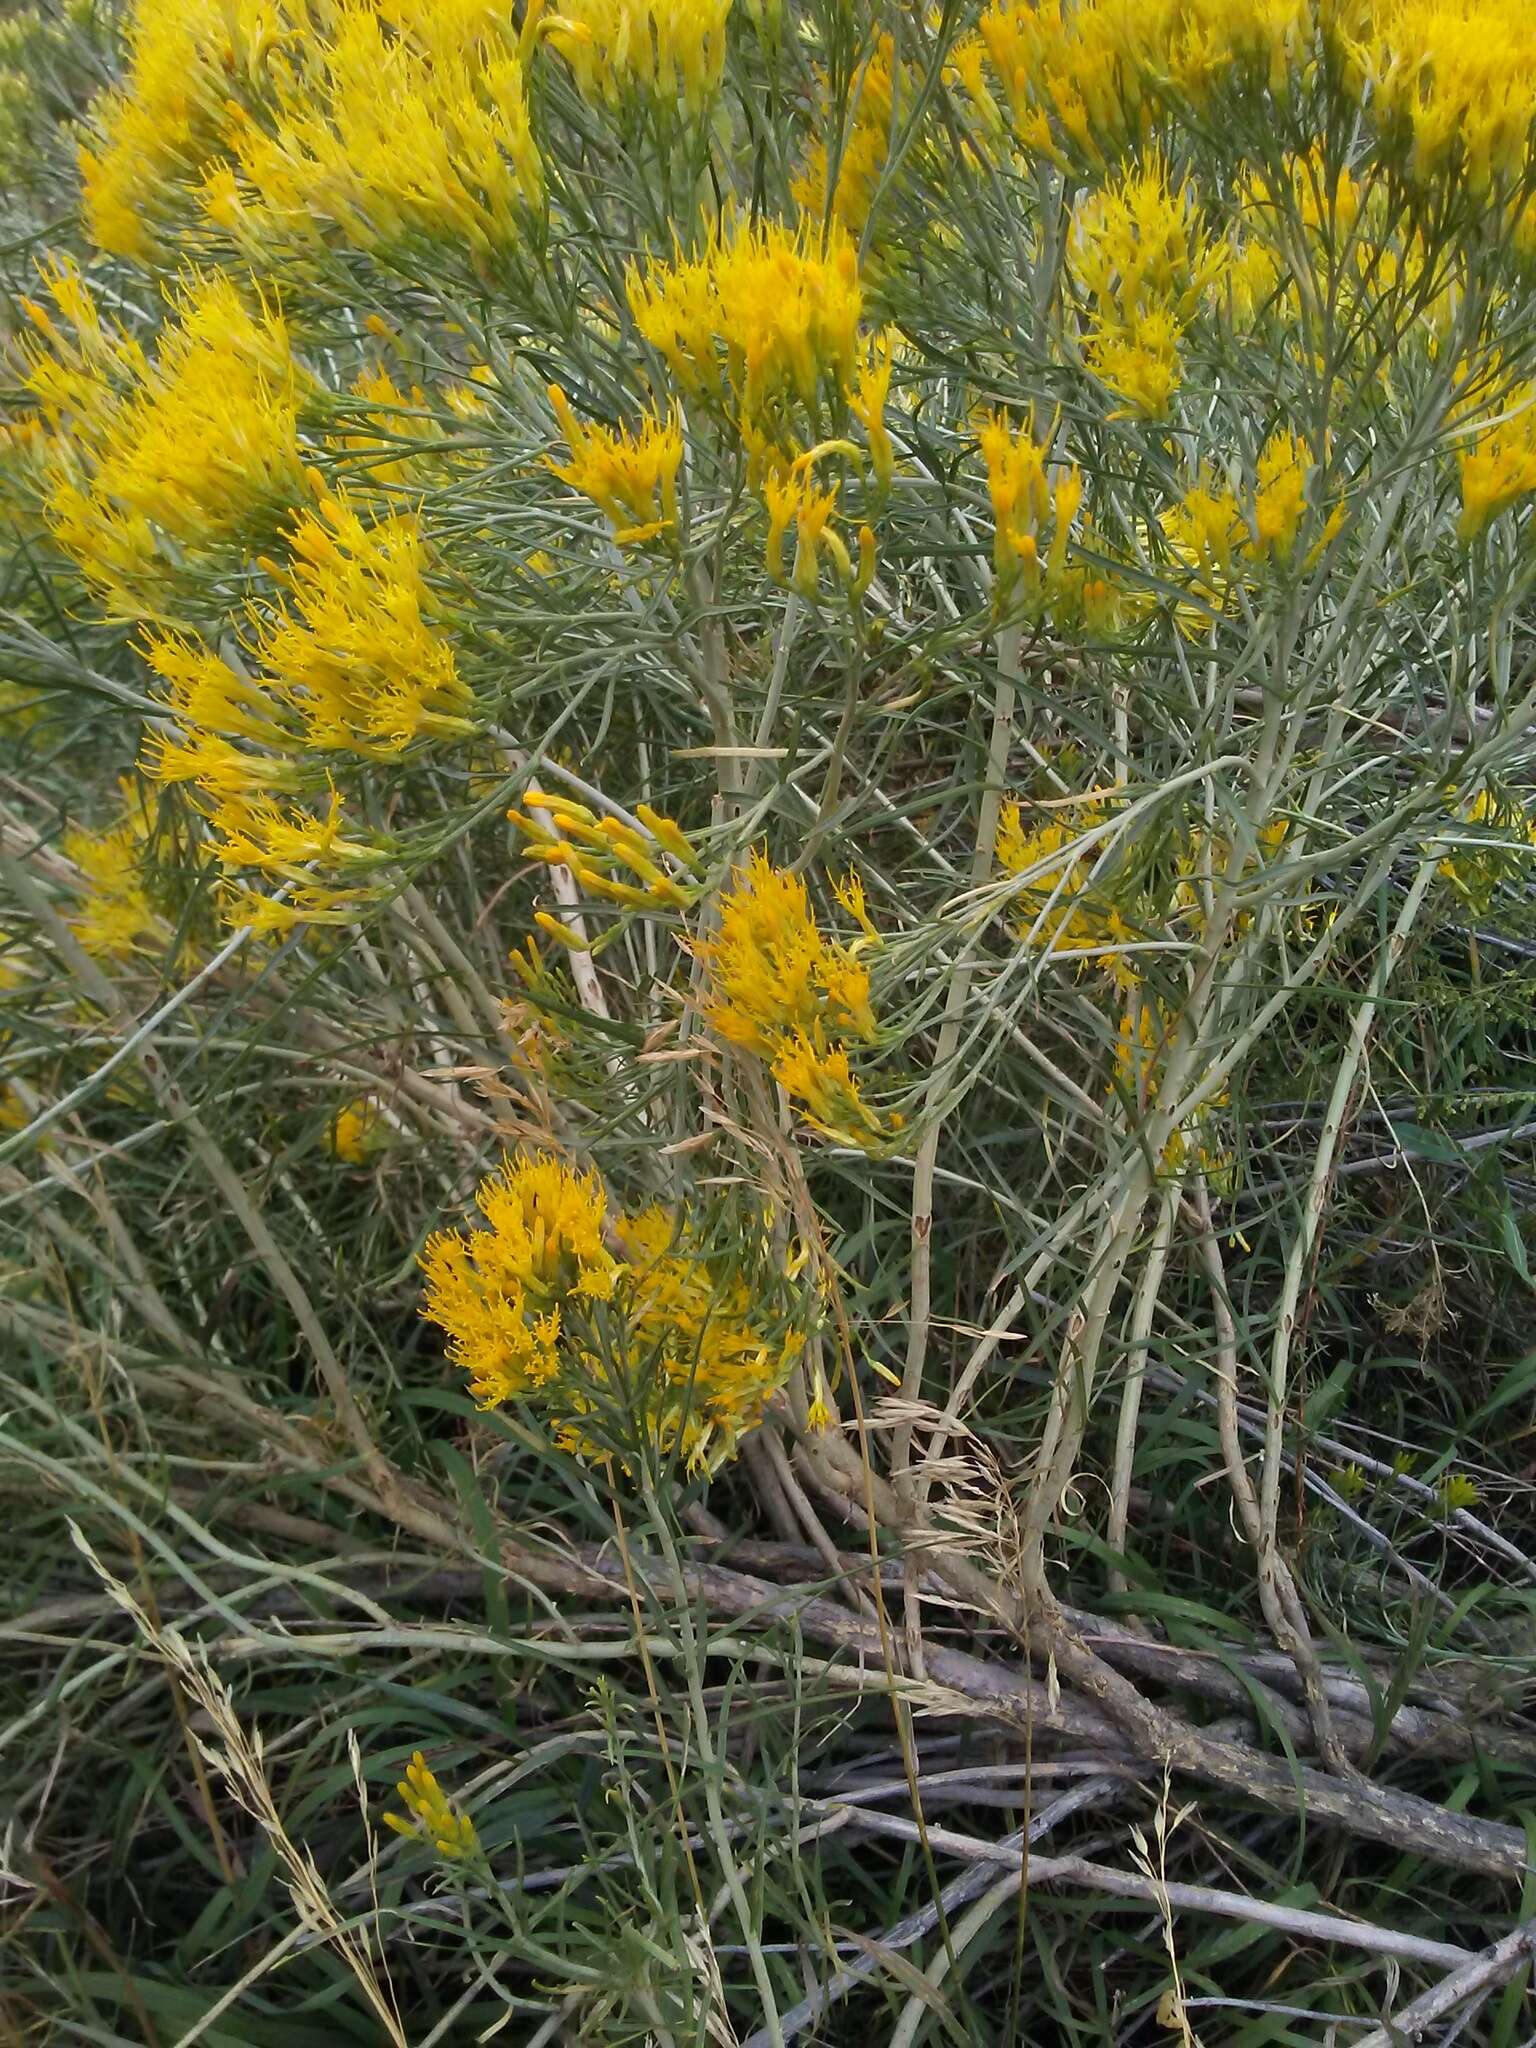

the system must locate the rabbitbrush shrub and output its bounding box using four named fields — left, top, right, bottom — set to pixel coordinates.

left=5, top=0, right=1536, bottom=2039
